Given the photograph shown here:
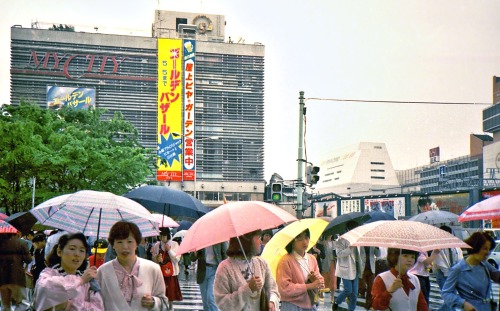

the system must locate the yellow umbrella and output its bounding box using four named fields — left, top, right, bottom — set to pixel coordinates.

left=261, top=218, right=329, bottom=279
